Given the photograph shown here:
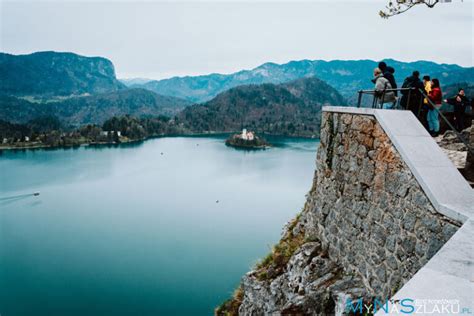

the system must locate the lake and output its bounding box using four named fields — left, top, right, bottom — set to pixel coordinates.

left=0, top=136, right=319, bottom=316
